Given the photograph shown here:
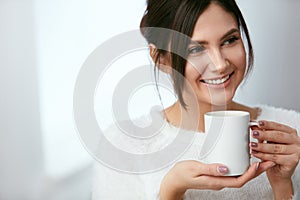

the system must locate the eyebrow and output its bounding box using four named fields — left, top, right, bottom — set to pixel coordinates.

left=191, top=28, right=240, bottom=45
